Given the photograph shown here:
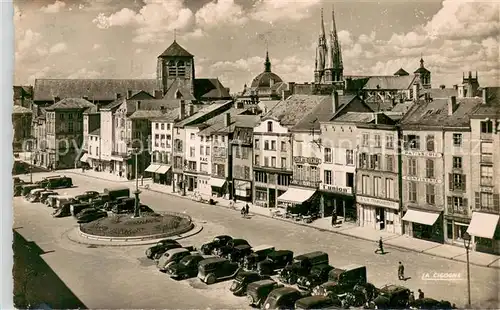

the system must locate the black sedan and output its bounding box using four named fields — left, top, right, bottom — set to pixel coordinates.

left=200, top=235, right=233, bottom=255
left=76, top=210, right=108, bottom=223
left=145, top=239, right=181, bottom=259
left=230, top=271, right=270, bottom=296
left=166, top=254, right=208, bottom=280
left=215, top=239, right=251, bottom=257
